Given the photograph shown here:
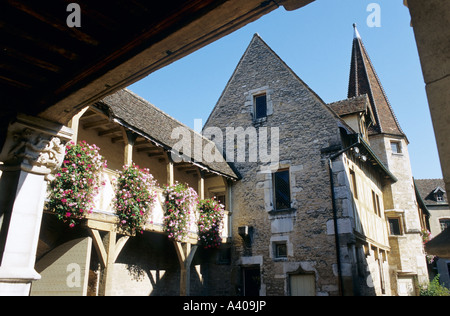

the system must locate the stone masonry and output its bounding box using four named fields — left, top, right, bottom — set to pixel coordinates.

left=204, top=34, right=344, bottom=296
